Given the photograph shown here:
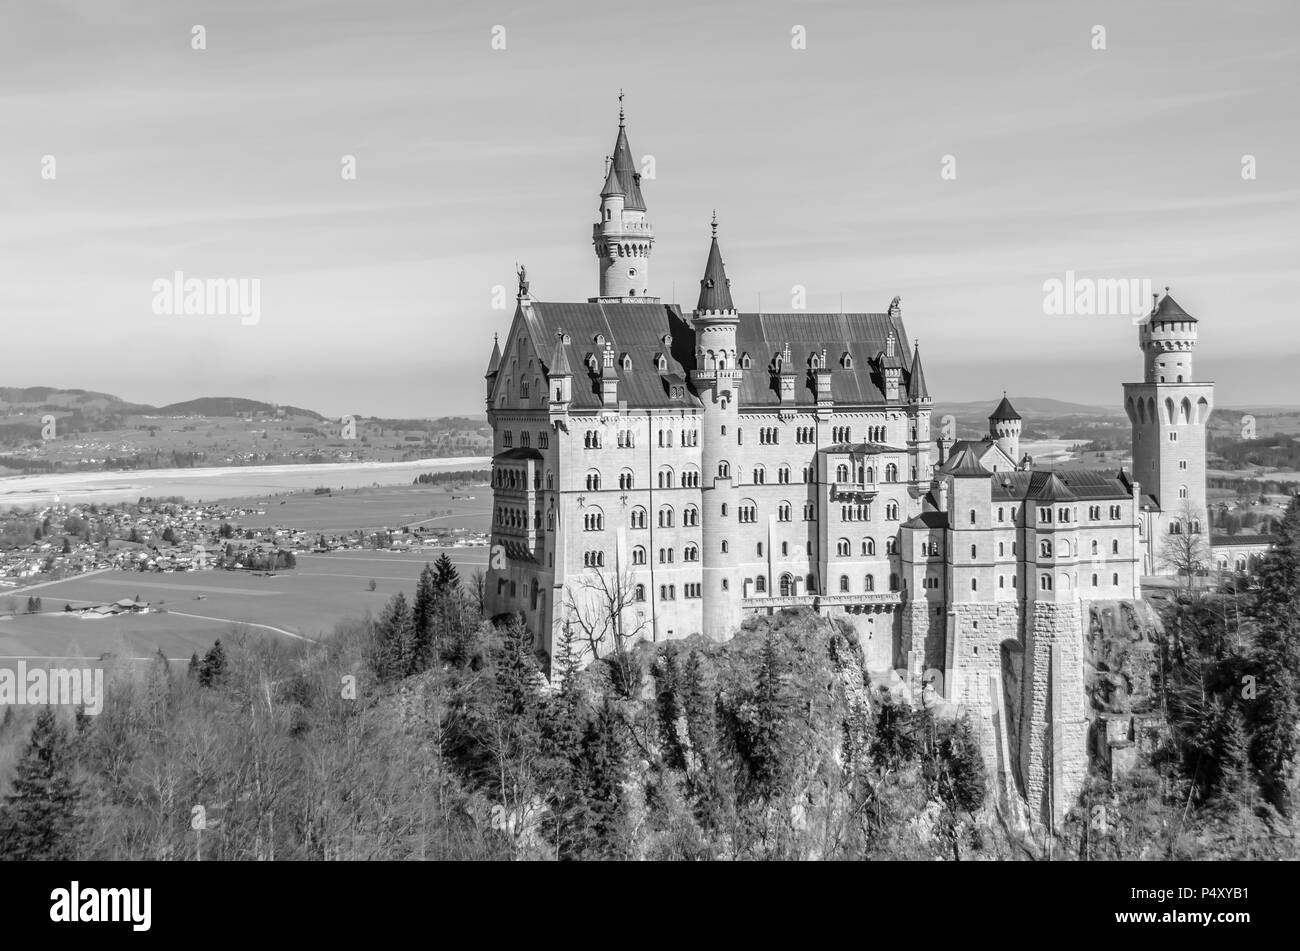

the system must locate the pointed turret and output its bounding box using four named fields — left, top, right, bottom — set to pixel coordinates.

left=990, top=395, right=1021, bottom=421
left=592, top=94, right=655, bottom=301
left=548, top=332, right=573, bottom=424
left=906, top=341, right=930, bottom=402
left=600, top=160, right=622, bottom=198
left=485, top=333, right=502, bottom=401
left=696, top=215, right=735, bottom=314
left=610, top=105, right=646, bottom=211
